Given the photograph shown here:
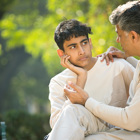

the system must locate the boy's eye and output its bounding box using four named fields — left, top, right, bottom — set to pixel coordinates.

left=71, top=46, right=76, bottom=49
left=82, top=41, right=87, bottom=45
